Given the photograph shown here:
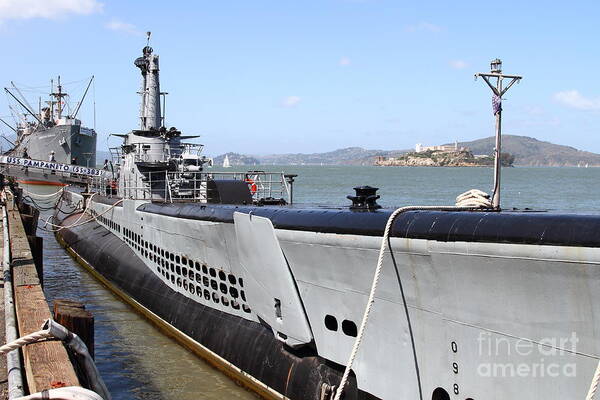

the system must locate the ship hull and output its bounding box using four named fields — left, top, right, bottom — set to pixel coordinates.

left=12, top=124, right=96, bottom=167
left=54, top=191, right=600, bottom=400
left=55, top=205, right=369, bottom=400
